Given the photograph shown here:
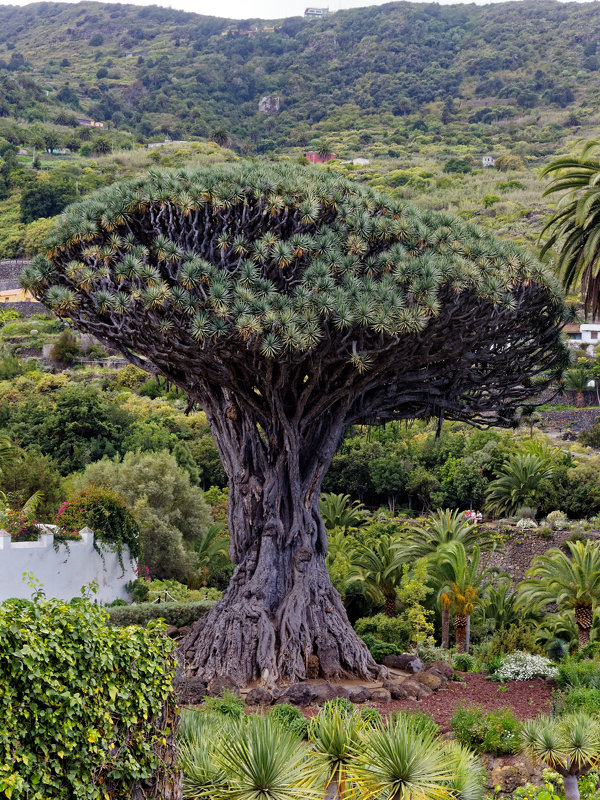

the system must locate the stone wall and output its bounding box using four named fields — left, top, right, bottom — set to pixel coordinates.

left=0, top=527, right=137, bottom=603
left=539, top=408, right=600, bottom=435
